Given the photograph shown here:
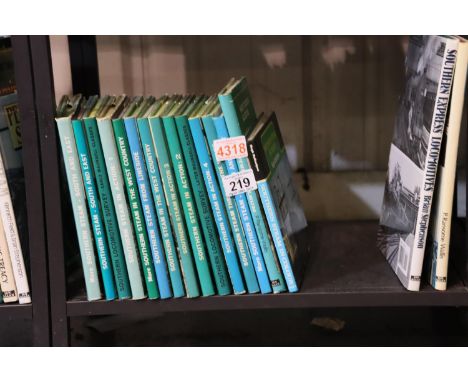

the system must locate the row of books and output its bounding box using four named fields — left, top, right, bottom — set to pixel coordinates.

left=56, top=77, right=308, bottom=301
left=378, top=35, right=468, bottom=291
left=0, top=36, right=31, bottom=304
